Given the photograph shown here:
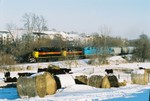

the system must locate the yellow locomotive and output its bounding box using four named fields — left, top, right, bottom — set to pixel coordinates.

left=28, top=47, right=83, bottom=62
